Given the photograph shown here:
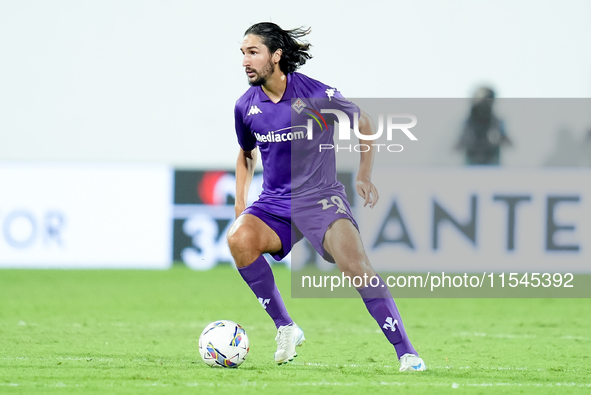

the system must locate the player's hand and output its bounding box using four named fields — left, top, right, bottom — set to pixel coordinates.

left=355, top=178, right=379, bottom=208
